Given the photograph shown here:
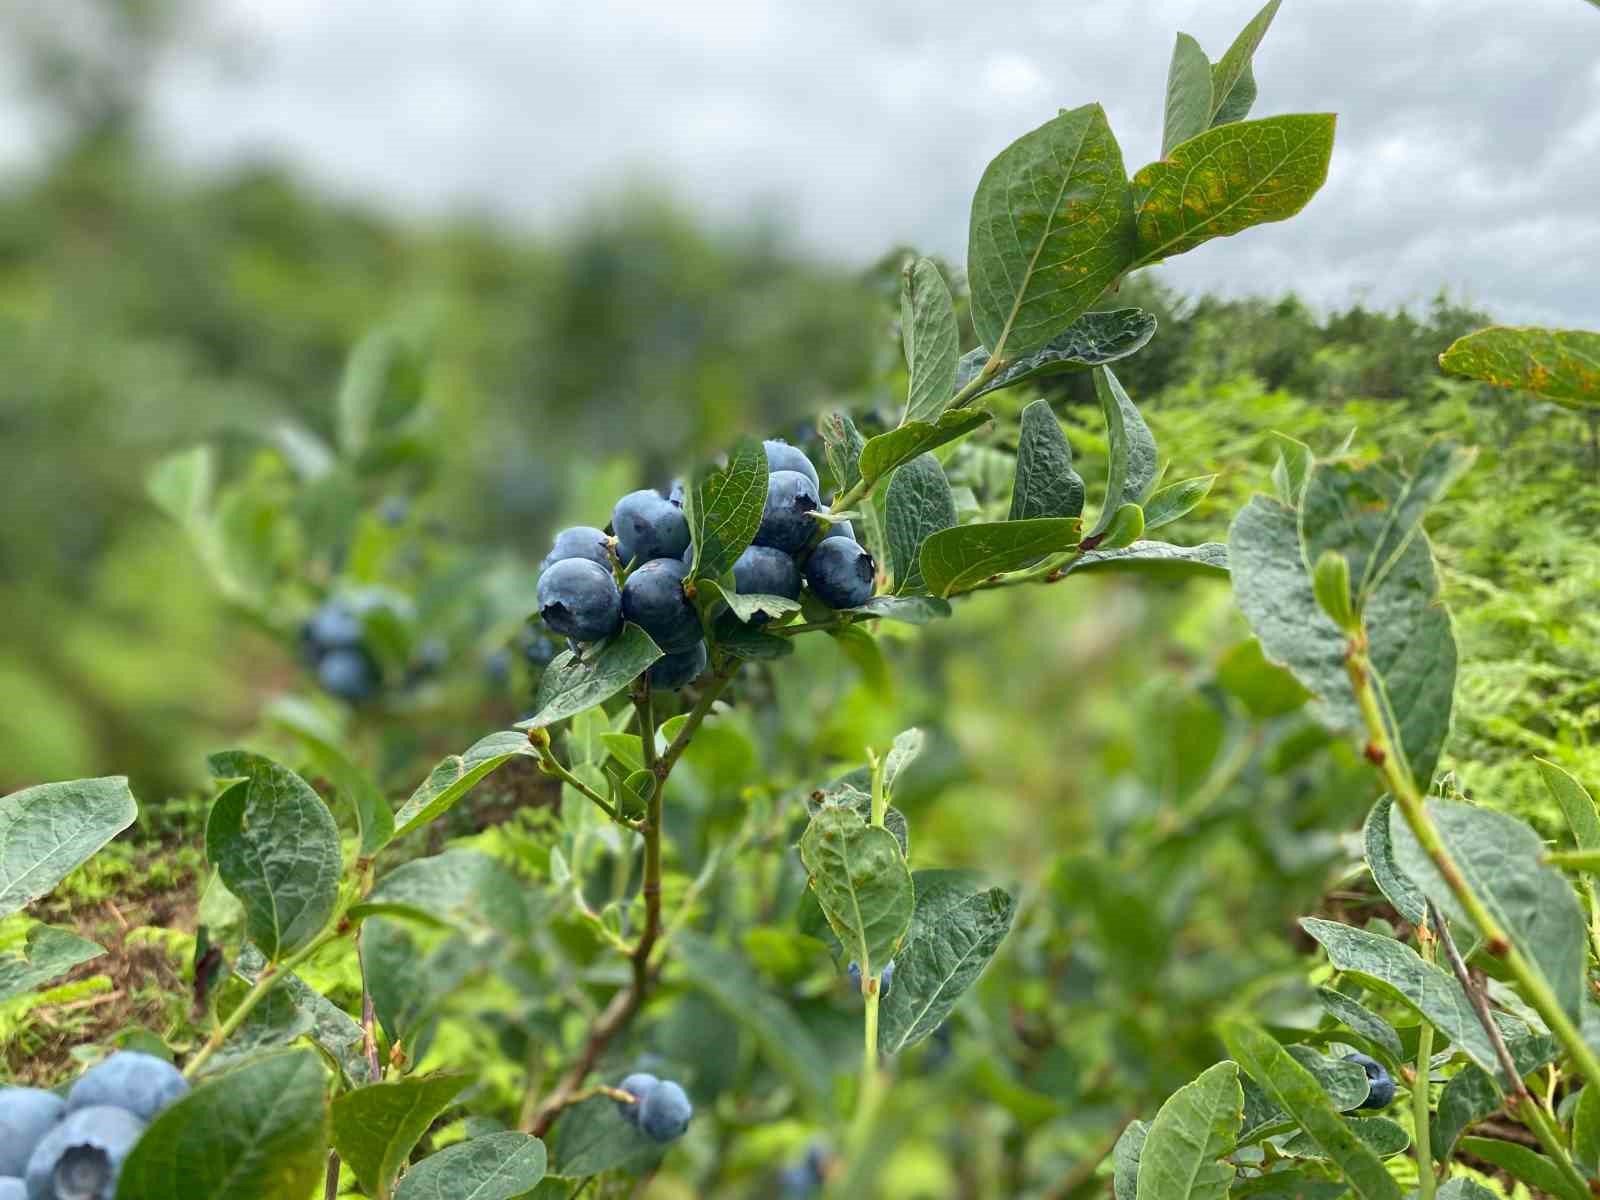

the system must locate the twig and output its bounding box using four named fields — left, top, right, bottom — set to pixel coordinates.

left=324, top=1152, right=340, bottom=1200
